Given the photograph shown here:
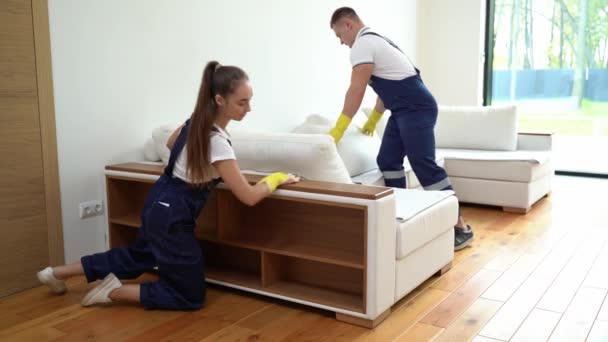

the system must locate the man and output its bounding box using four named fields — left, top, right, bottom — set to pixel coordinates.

left=328, top=7, right=474, bottom=250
